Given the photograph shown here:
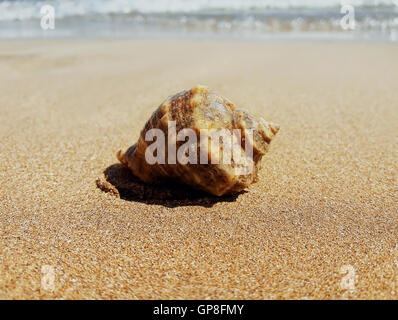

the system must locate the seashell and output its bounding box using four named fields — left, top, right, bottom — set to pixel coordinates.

left=117, top=85, right=279, bottom=196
